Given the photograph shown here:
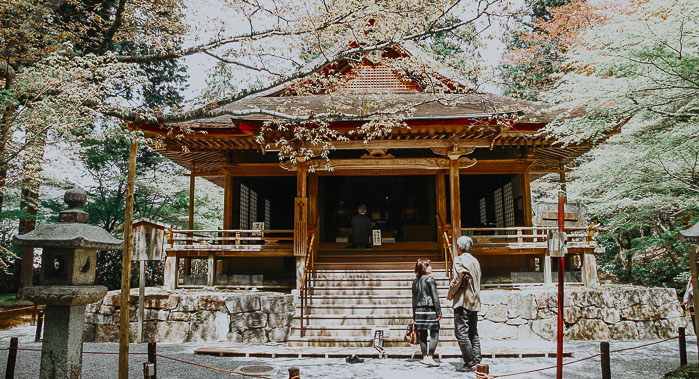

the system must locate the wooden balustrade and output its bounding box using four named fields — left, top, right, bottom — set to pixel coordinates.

left=167, top=229, right=294, bottom=249
left=461, top=225, right=600, bottom=251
